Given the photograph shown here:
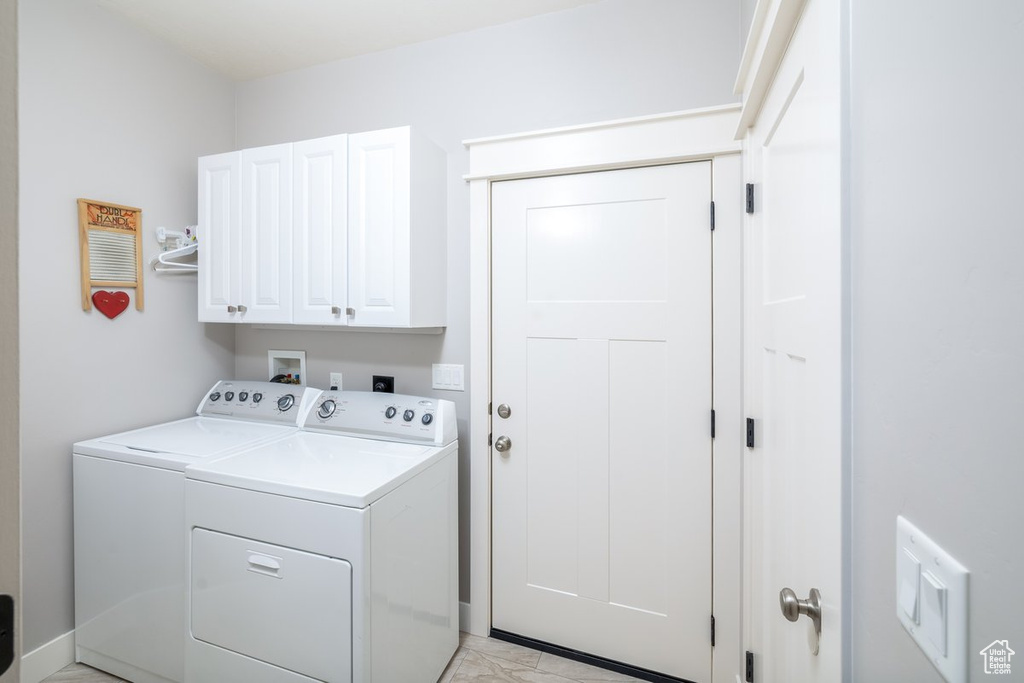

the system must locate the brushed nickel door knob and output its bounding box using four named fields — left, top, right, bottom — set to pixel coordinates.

left=780, top=587, right=822, bottom=655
